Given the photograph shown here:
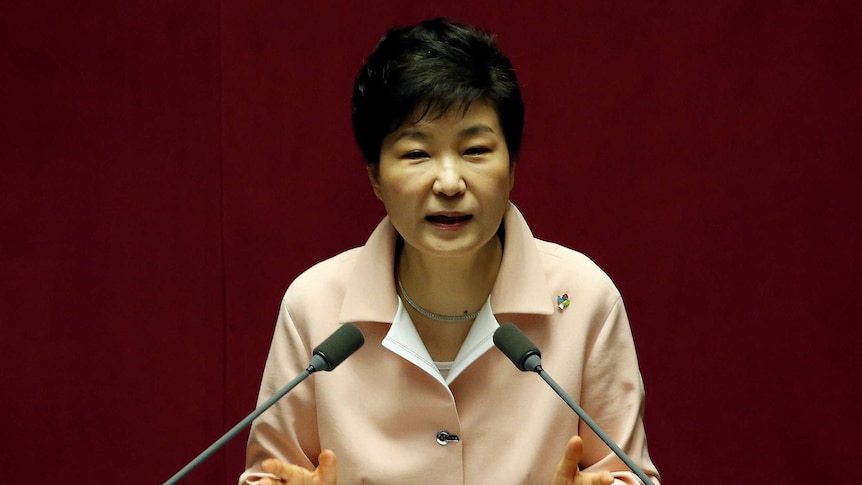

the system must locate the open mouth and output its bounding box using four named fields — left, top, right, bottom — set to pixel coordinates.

left=426, top=214, right=472, bottom=224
